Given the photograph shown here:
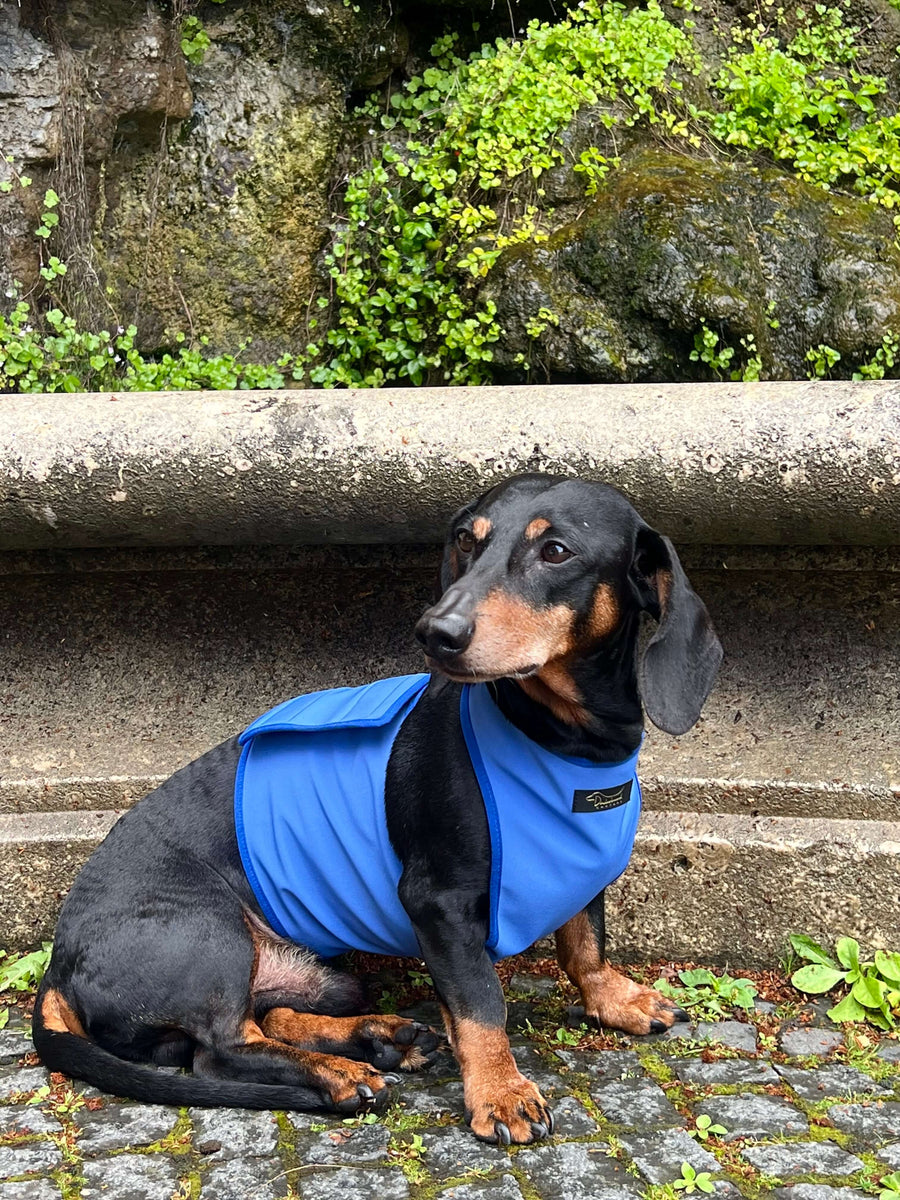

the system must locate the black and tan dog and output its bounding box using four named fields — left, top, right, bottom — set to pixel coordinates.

left=34, top=474, right=721, bottom=1145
